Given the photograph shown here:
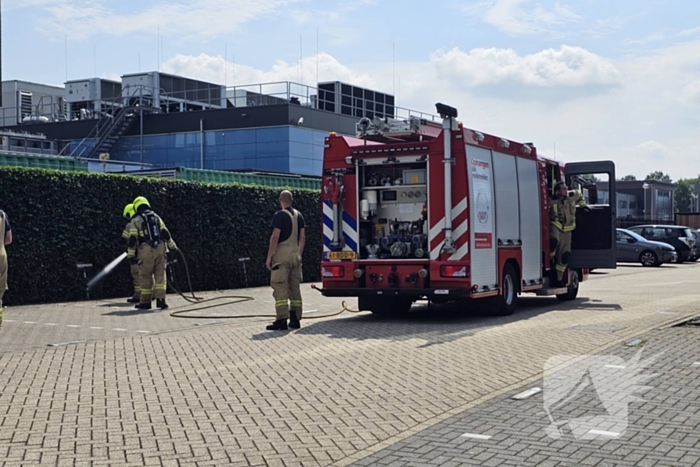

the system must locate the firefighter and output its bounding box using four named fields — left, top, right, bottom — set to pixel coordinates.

left=0, top=209, right=11, bottom=329
left=128, top=196, right=177, bottom=310
left=122, top=203, right=142, bottom=303
left=550, top=181, right=590, bottom=286
left=265, top=190, right=306, bottom=331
